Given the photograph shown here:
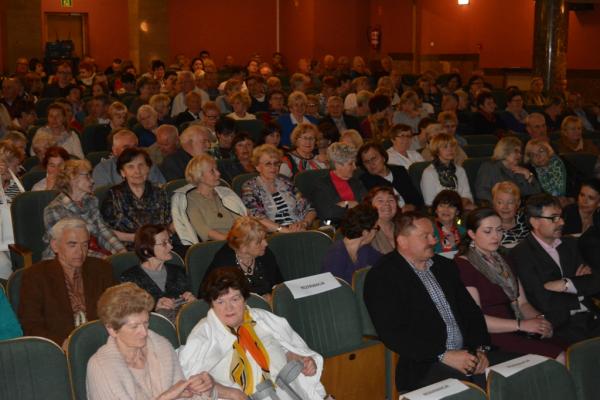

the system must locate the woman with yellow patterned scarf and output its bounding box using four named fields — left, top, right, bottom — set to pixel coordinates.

left=178, top=267, right=327, bottom=400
